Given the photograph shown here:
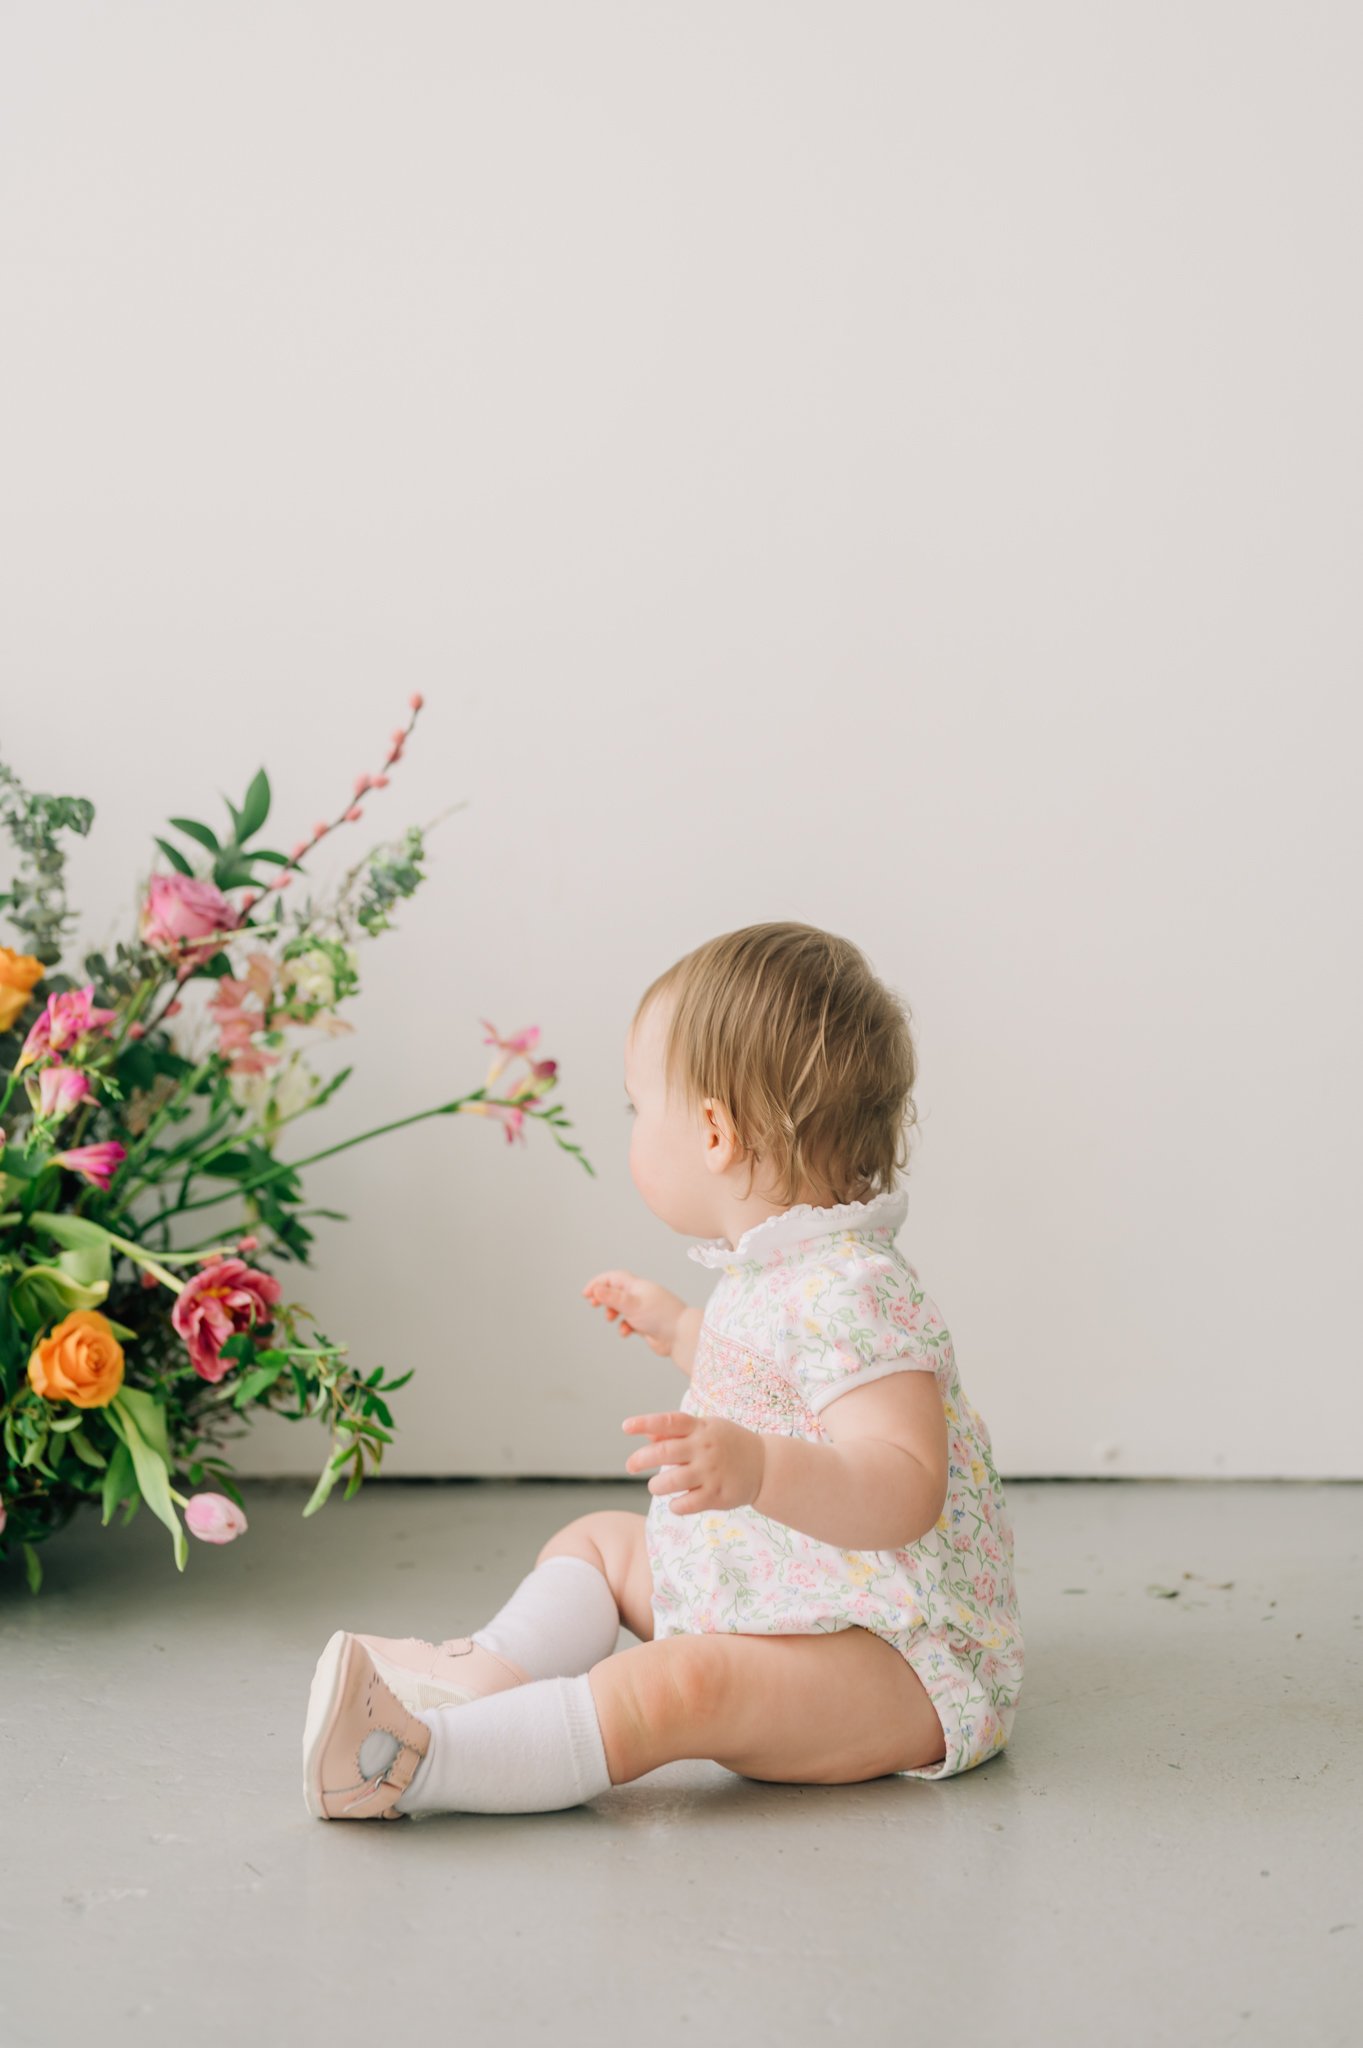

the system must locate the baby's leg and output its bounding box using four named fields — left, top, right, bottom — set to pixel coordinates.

left=588, top=1625, right=947, bottom=1785
left=535, top=1509, right=655, bottom=1644
left=454, top=1511, right=653, bottom=1685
